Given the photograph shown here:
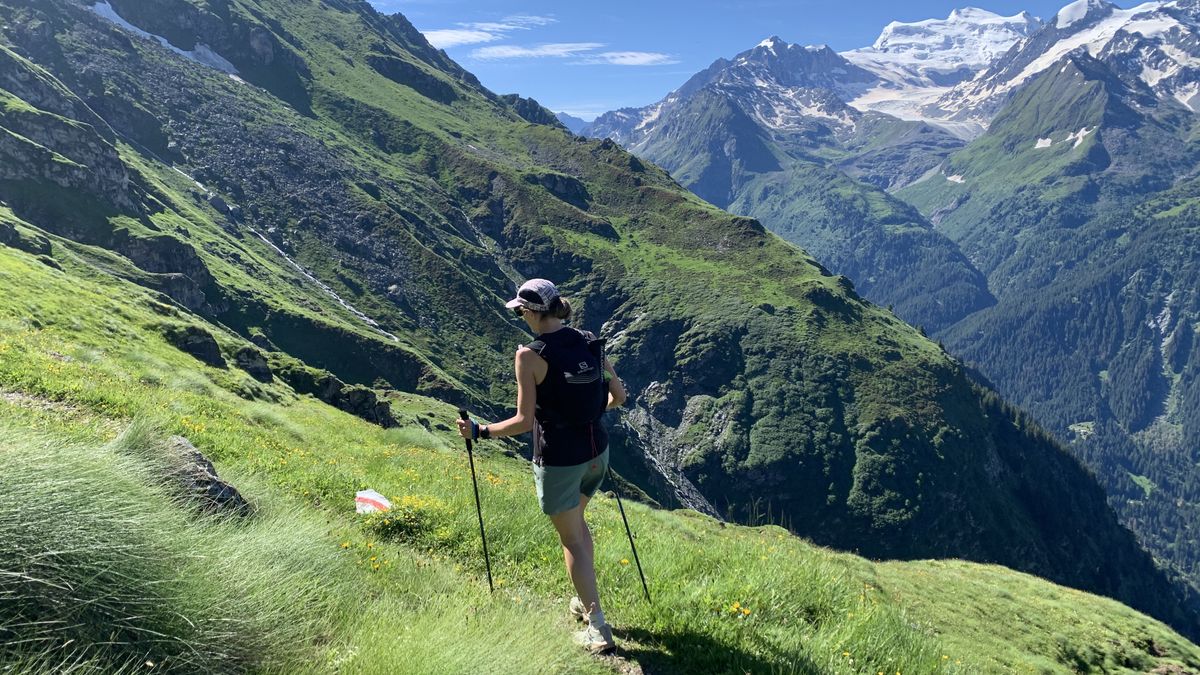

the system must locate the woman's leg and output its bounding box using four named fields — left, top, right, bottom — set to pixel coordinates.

left=550, top=495, right=601, bottom=617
